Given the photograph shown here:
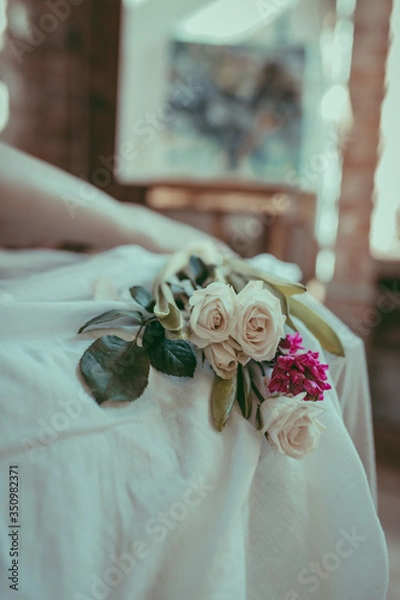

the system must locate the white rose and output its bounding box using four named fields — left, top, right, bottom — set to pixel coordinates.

left=258, top=394, right=326, bottom=459
left=204, top=341, right=238, bottom=379
left=189, top=282, right=236, bottom=348
left=234, top=280, right=286, bottom=361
